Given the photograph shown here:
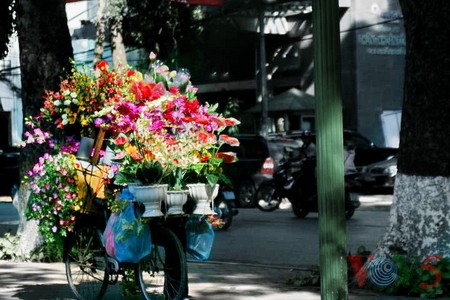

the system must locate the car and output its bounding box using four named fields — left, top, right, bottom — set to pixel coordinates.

left=342, top=130, right=398, bottom=168
left=356, top=155, right=397, bottom=192
left=274, top=130, right=399, bottom=168
left=0, top=146, right=20, bottom=197
left=221, top=134, right=299, bottom=208
left=269, top=130, right=399, bottom=193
